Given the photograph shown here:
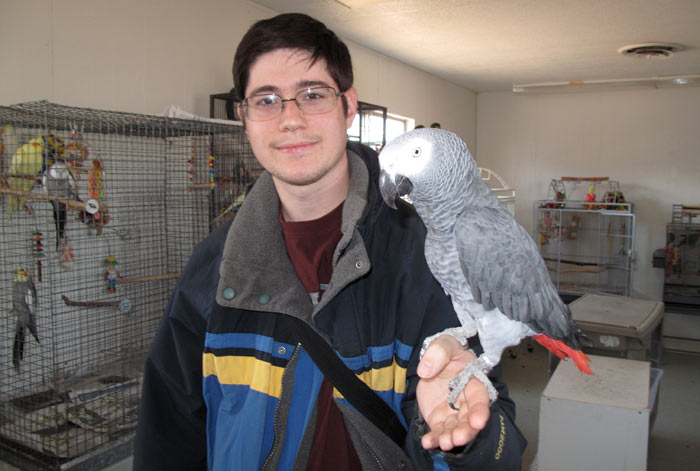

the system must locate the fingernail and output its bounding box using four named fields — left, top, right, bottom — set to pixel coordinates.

left=417, top=361, right=433, bottom=378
